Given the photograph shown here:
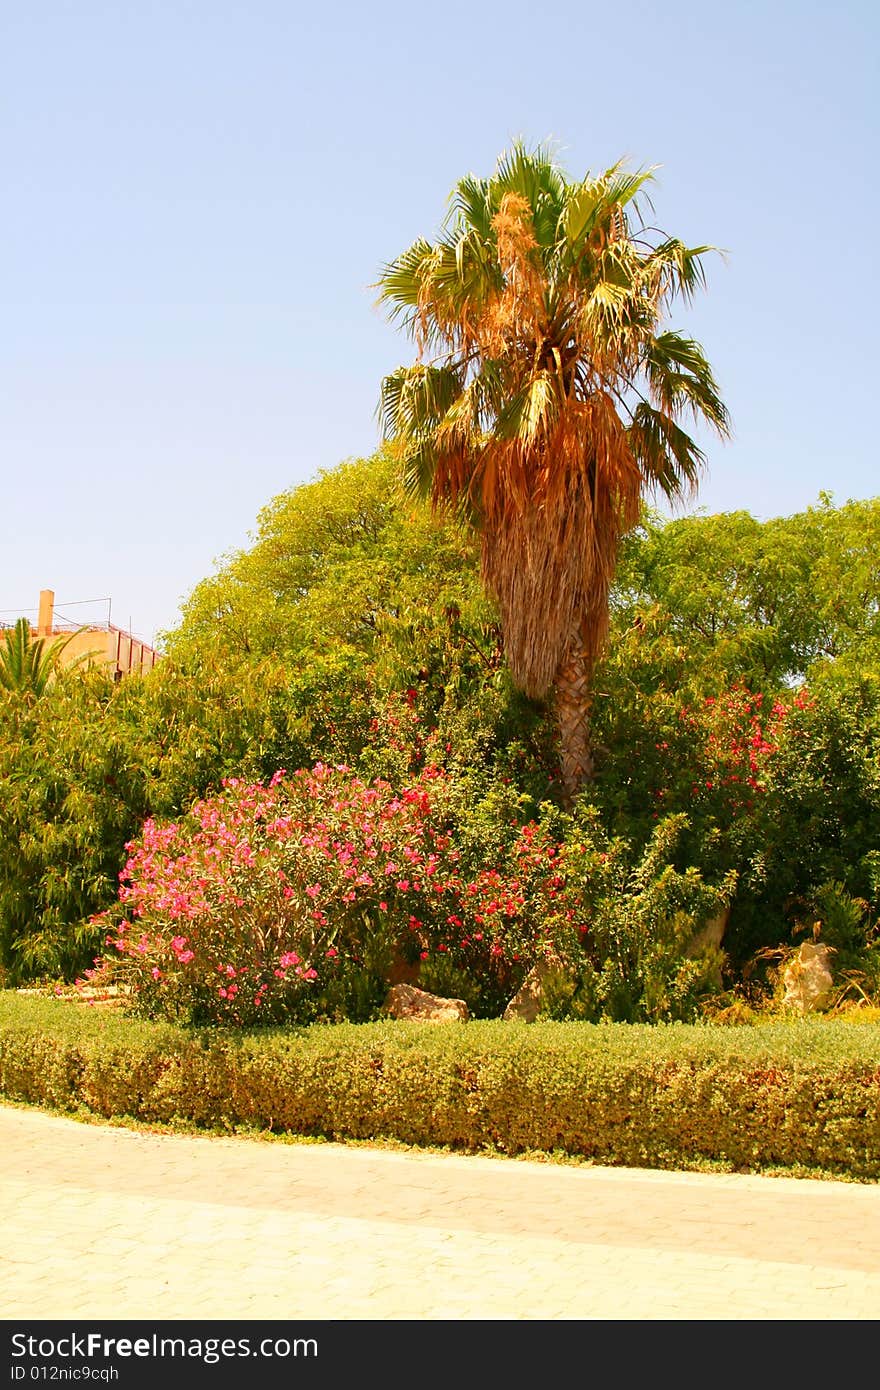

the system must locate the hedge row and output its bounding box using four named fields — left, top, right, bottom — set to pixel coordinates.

left=1, top=993, right=878, bottom=1180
